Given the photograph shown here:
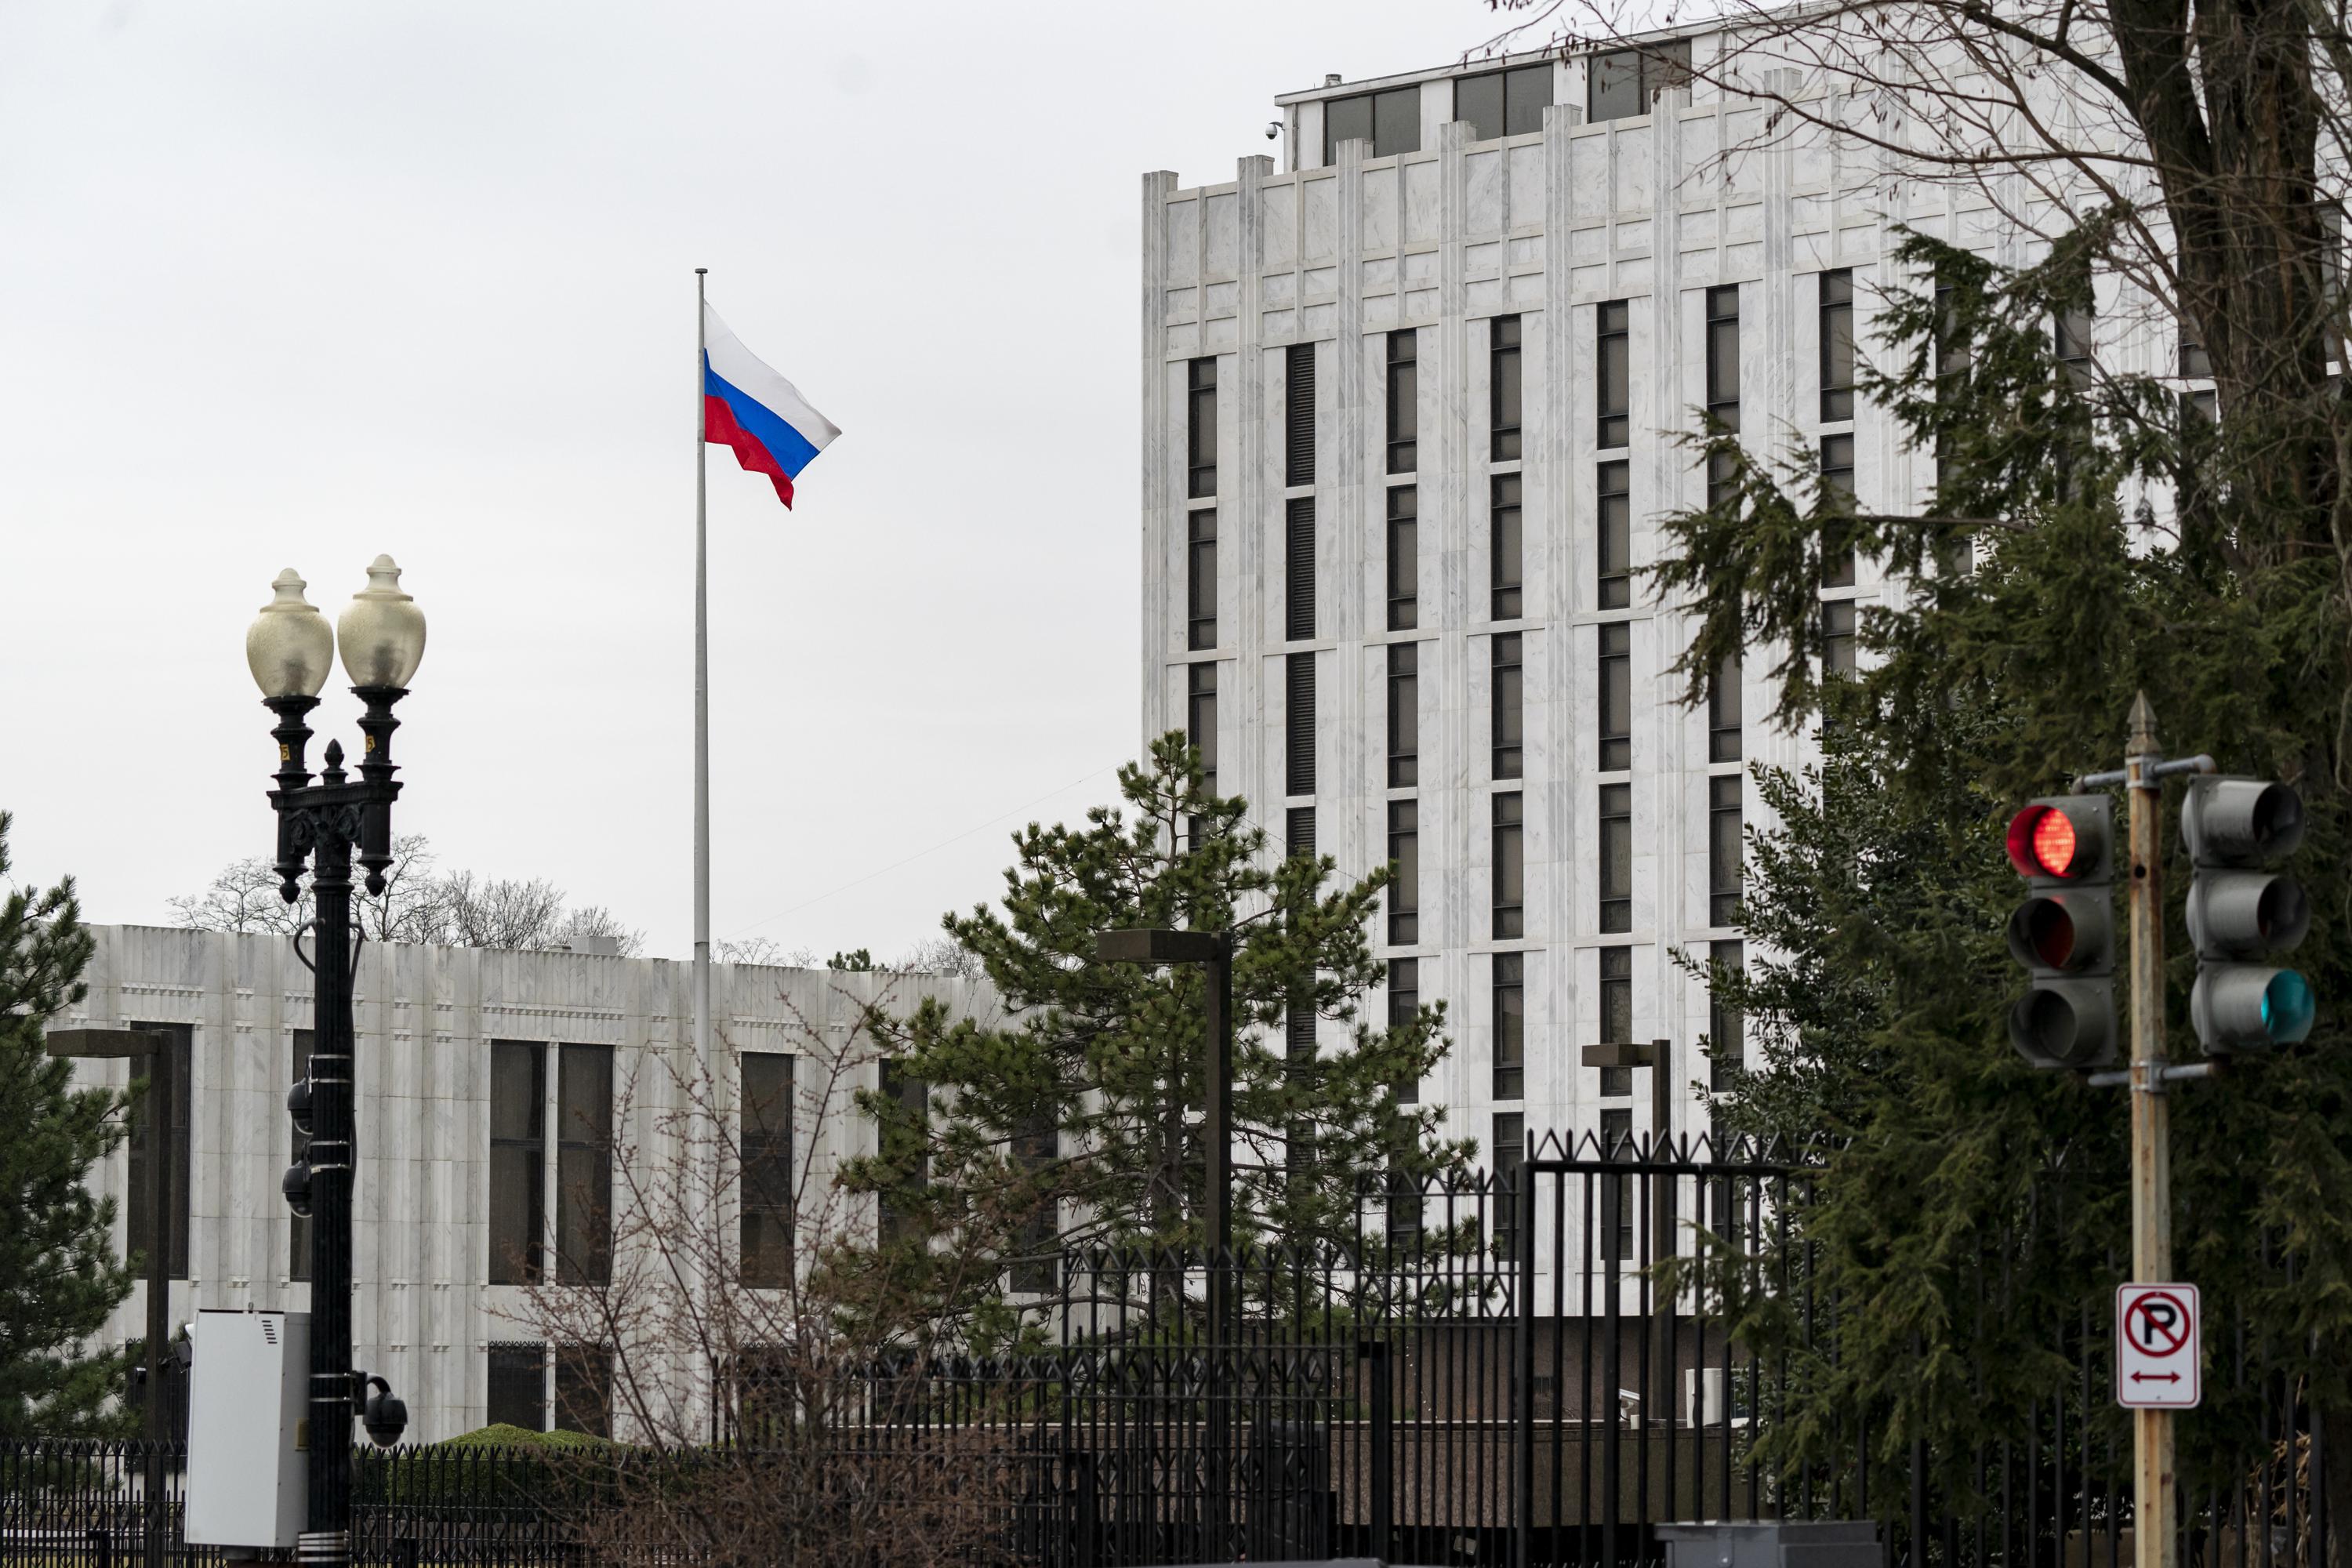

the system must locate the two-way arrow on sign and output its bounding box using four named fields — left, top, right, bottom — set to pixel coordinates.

left=2130, top=1371, right=2181, bottom=1384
